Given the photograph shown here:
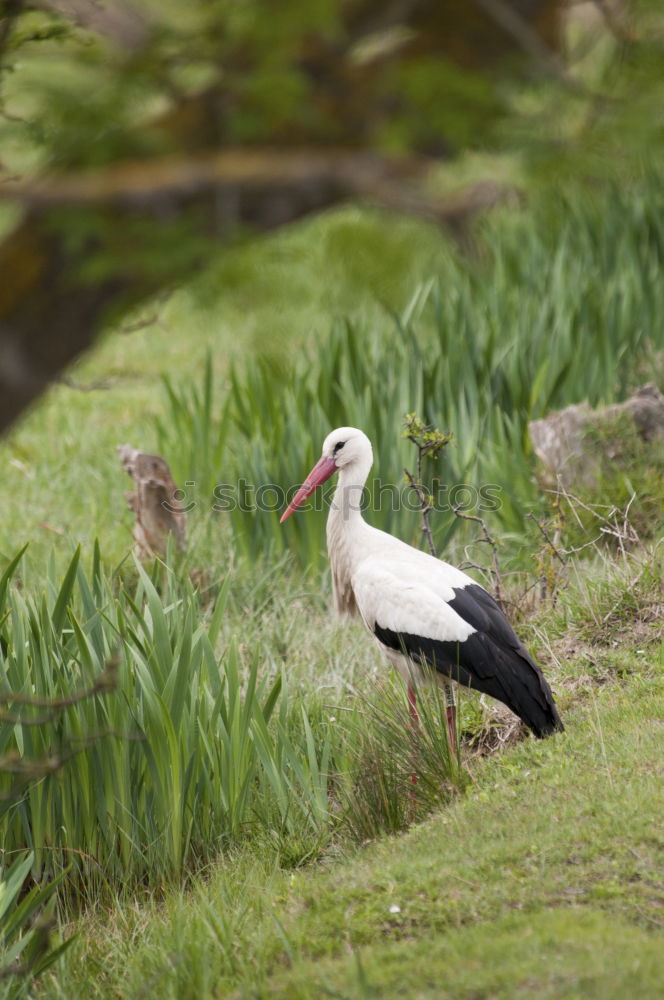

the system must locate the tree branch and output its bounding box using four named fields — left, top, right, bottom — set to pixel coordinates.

left=473, top=0, right=569, bottom=82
